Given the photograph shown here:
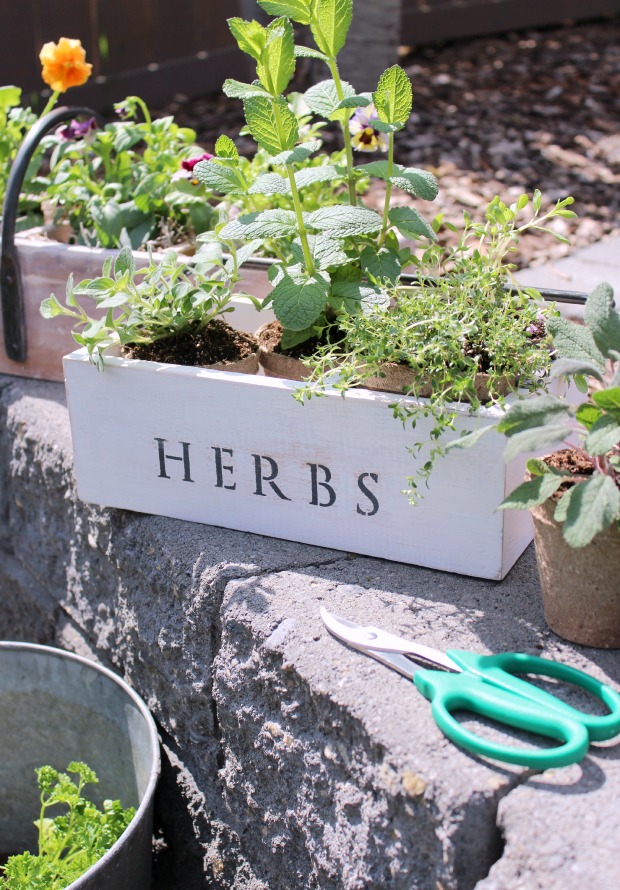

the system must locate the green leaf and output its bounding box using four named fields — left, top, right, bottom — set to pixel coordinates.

left=114, top=247, right=135, bottom=280
left=304, top=205, right=382, bottom=237
left=220, top=209, right=298, bottom=240
left=258, top=0, right=313, bottom=23
left=40, top=294, right=67, bottom=319
left=389, top=166, right=439, bottom=201
left=97, top=291, right=132, bottom=308
left=294, top=164, right=342, bottom=189
left=444, top=426, right=494, bottom=452
left=74, top=277, right=116, bottom=296
left=243, top=95, right=299, bottom=156
left=248, top=172, right=290, bottom=195
left=549, top=357, right=604, bottom=382
left=222, top=79, right=270, bottom=100
left=311, top=0, right=353, bottom=57
left=193, top=159, right=246, bottom=195
left=373, top=65, right=413, bottom=125
left=360, top=246, right=401, bottom=284
left=337, top=94, right=371, bottom=109
left=215, top=135, right=239, bottom=161
left=257, top=17, right=295, bottom=96
left=560, top=474, right=620, bottom=547
left=592, top=386, right=620, bottom=419
left=547, top=315, right=607, bottom=369
left=271, top=265, right=330, bottom=330
left=585, top=414, right=620, bottom=455
left=502, top=423, right=574, bottom=462
left=388, top=206, right=436, bottom=241
left=575, top=402, right=602, bottom=430
left=0, top=85, right=21, bottom=112
left=329, top=281, right=389, bottom=314
left=281, top=320, right=324, bottom=349
left=228, top=18, right=266, bottom=61
left=294, top=45, right=329, bottom=61
left=289, top=234, right=348, bottom=270
left=498, top=473, right=565, bottom=510
left=584, top=281, right=620, bottom=358
left=495, top=394, right=572, bottom=436
left=304, top=79, right=355, bottom=120
left=269, top=139, right=321, bottom=166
